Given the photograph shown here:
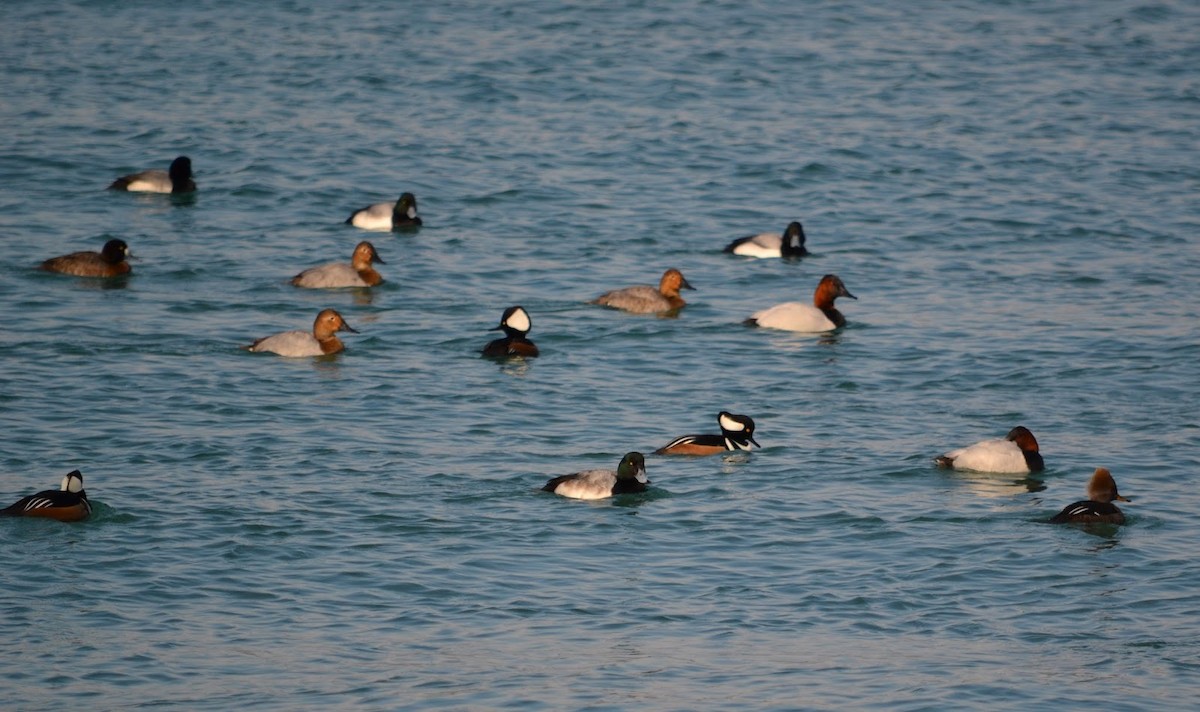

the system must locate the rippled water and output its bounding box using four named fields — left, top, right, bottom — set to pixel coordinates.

left=2, top=1, right=1199, bottom=709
